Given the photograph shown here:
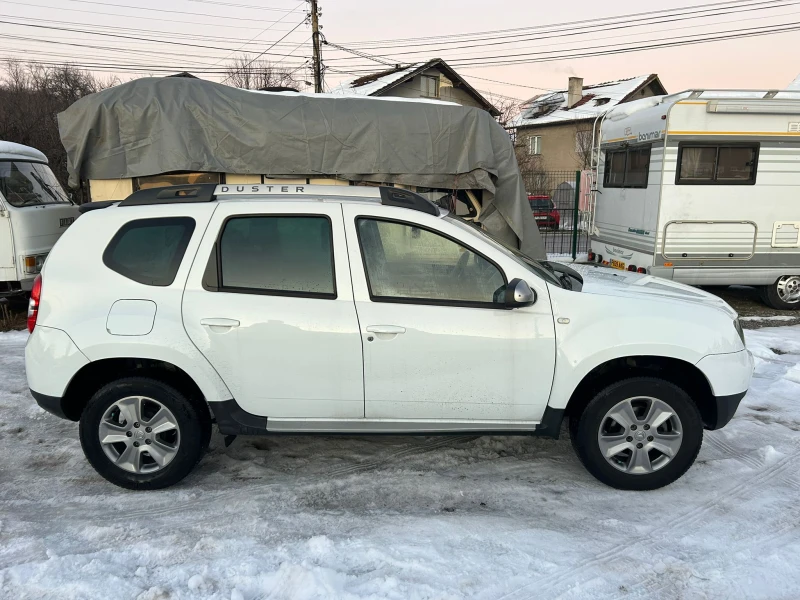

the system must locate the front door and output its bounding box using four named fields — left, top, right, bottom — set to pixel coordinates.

left=183, top=202, right=364, bottom=418
left=342, top=204, right=556, bottom=425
